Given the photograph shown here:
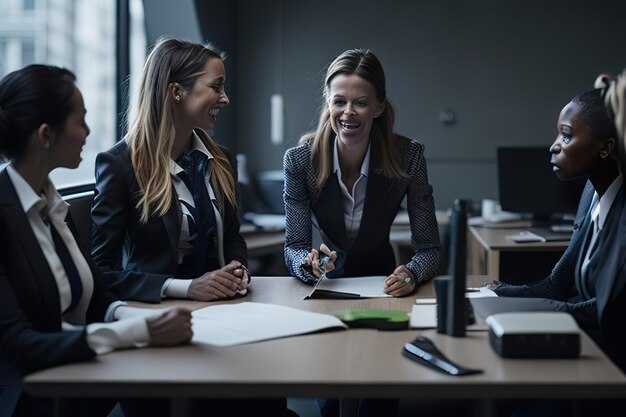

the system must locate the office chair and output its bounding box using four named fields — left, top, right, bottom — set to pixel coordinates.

left=60, top=184, right=96, bottom=251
